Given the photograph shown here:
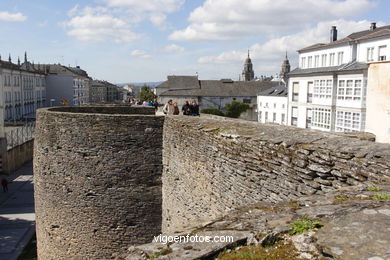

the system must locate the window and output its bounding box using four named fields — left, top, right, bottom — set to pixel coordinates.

left=314, top=55, right=319, bottom=67
left=367, top=47, right=374, bottom=62
left=307, top=56, right=313, bottom=68
left=337, top=52, right=344, bottom=65
left=273, top=112, right=276, bottom=122
left=301, top=57, right=306, bottom=68
left=312, top=108, right=331, bottom=130
left=335, top=111, right=361, bottom=132
left=313, top=79, right=332, bottom=99
left=307, top=82, right=313, bottom=103
left=281, top=113, right=286, bottom=124
left=259, top=102, right=262, bottom=107
left=292, top=82, right=299, bottom=101
left=329, top=53, right=335, bottom=66
left=379, top=45, right=387, bottom=61
left=337, top=79, right=362, bottom=101
left=321, top=54, right=327, bottom=67
left=291, top=107, right=298, bottom=126
left=306, top=108, right=312, bottom=128
left=282, top=104, right=285, bottom=109
left=259, top=111, right=262, bottom=121
left=265, top=112, right=268, bottom=122
left=243, top=98, right=251, bottom=103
